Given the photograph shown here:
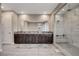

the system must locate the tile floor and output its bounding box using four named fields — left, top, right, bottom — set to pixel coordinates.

left=58, top=43, right=79, bottom=56
left=0, top=44, right=65, bottom=56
